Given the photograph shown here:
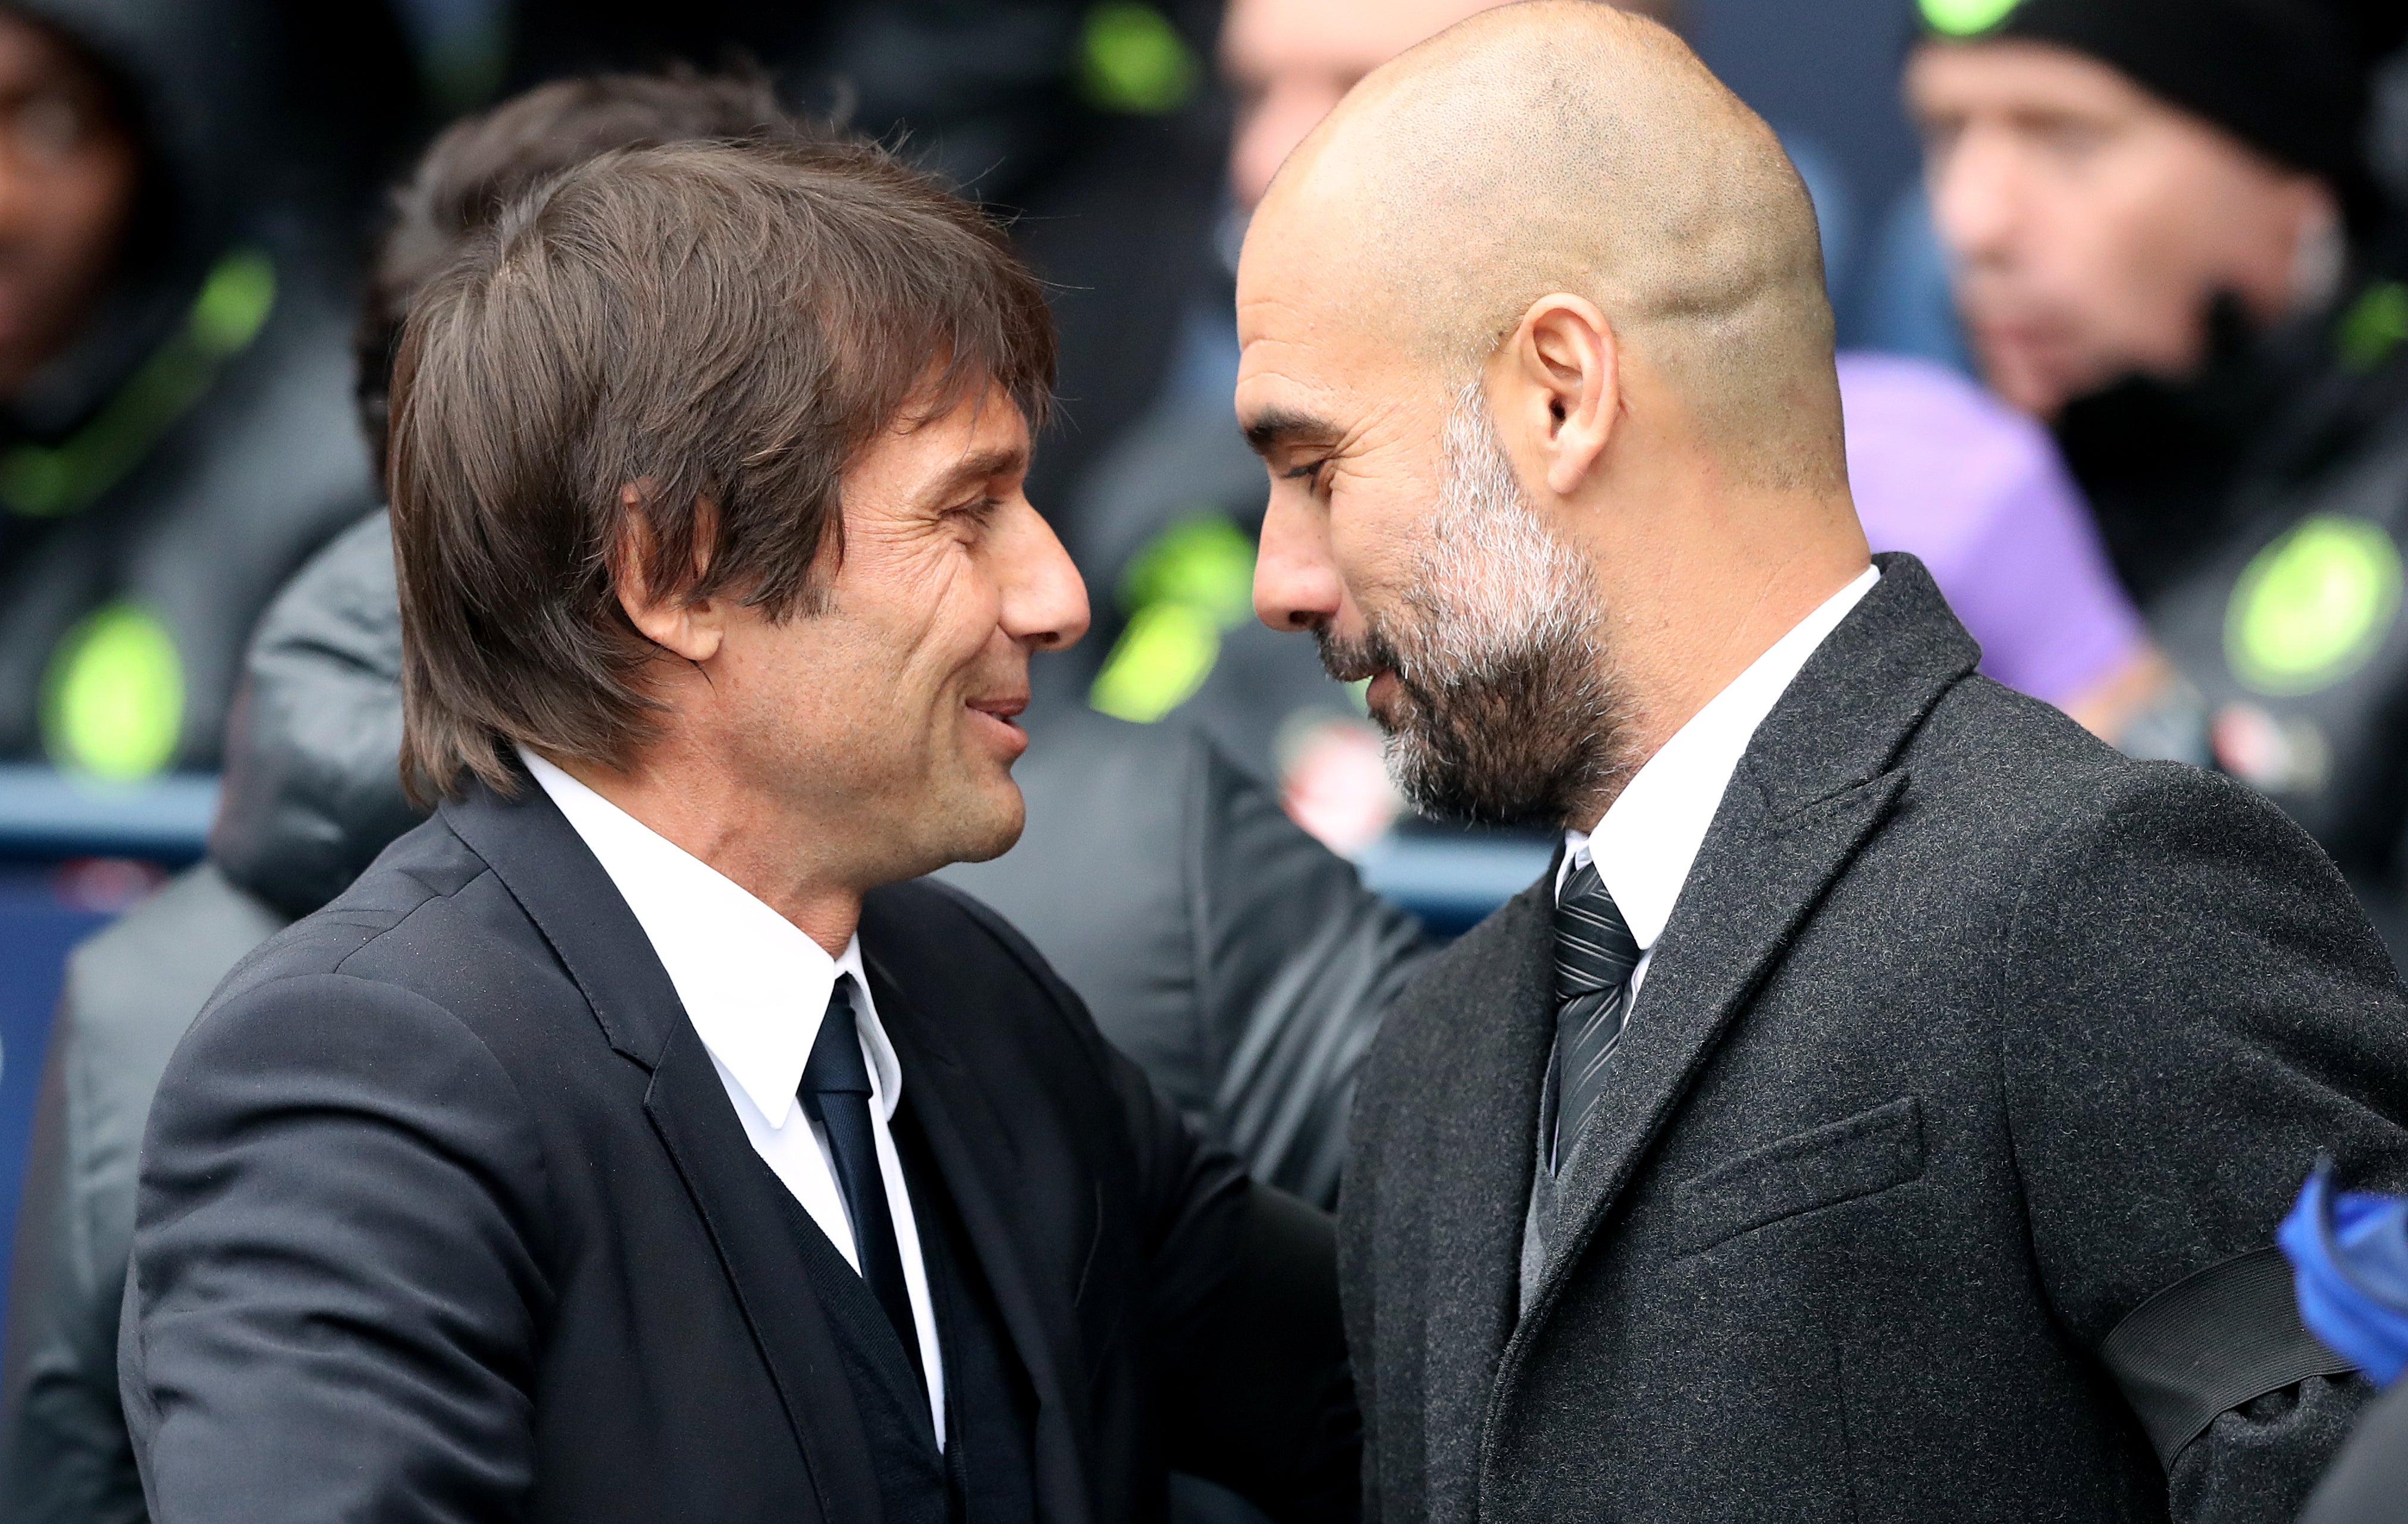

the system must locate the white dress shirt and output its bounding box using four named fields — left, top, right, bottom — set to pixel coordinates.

left=523, top=749, right=947, bottom=1445
left=1557, top=566, right=1879, bottom=1008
